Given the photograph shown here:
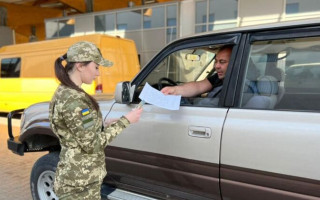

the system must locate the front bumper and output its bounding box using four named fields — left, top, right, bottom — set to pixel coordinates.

left=7, top=109, right=25, bottom=156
